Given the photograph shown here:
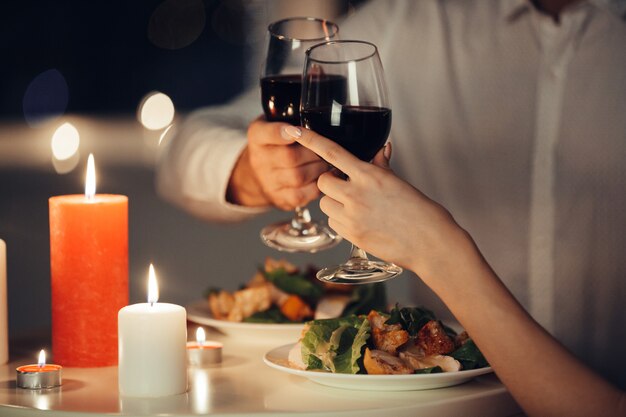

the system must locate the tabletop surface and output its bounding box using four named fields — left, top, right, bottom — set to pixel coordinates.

left=0, top=327, right=523, bottom=417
